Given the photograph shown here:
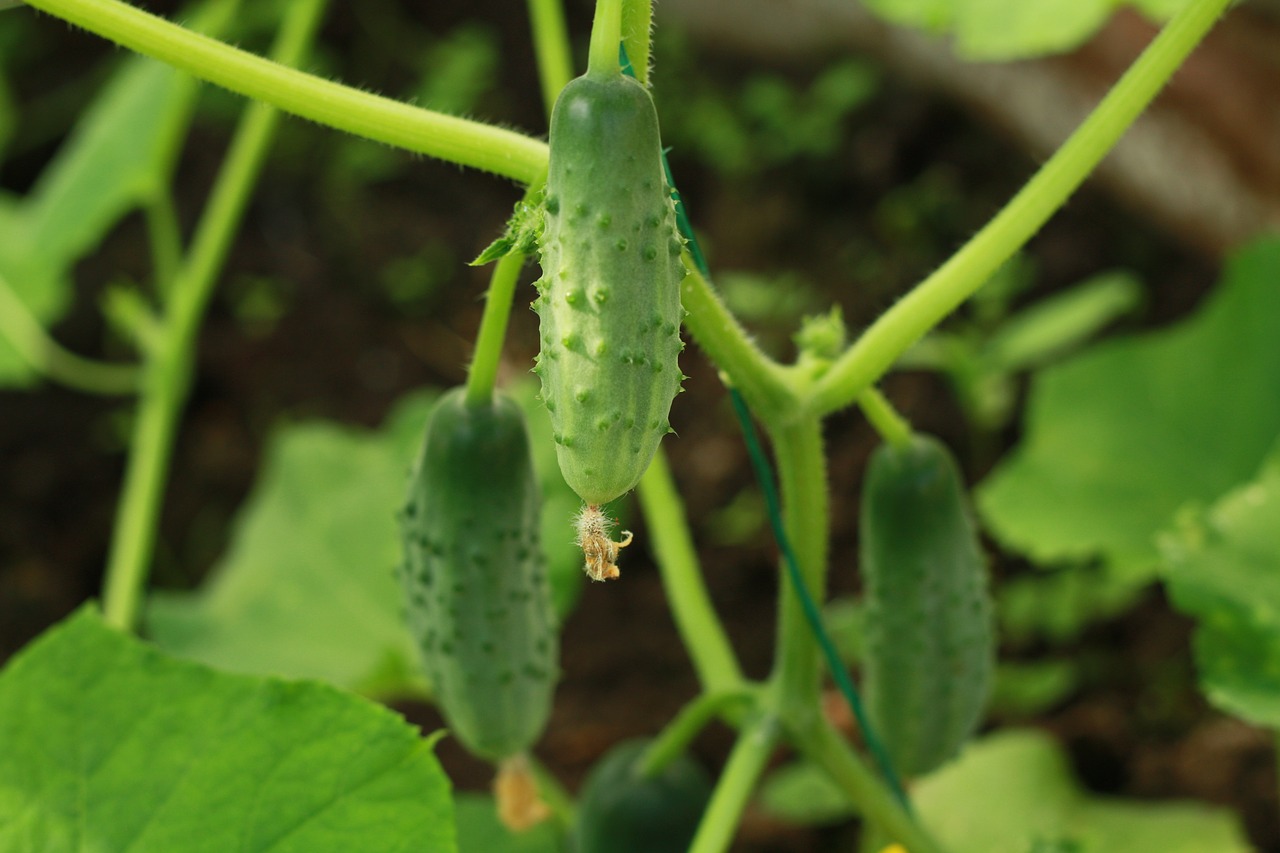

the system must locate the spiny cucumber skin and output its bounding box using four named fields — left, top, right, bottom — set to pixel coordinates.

left=534, top=72, right=686, bottom=507
left=860, top=435, right=994, bottom=778
left=400, top=388, right=558, bottom=762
